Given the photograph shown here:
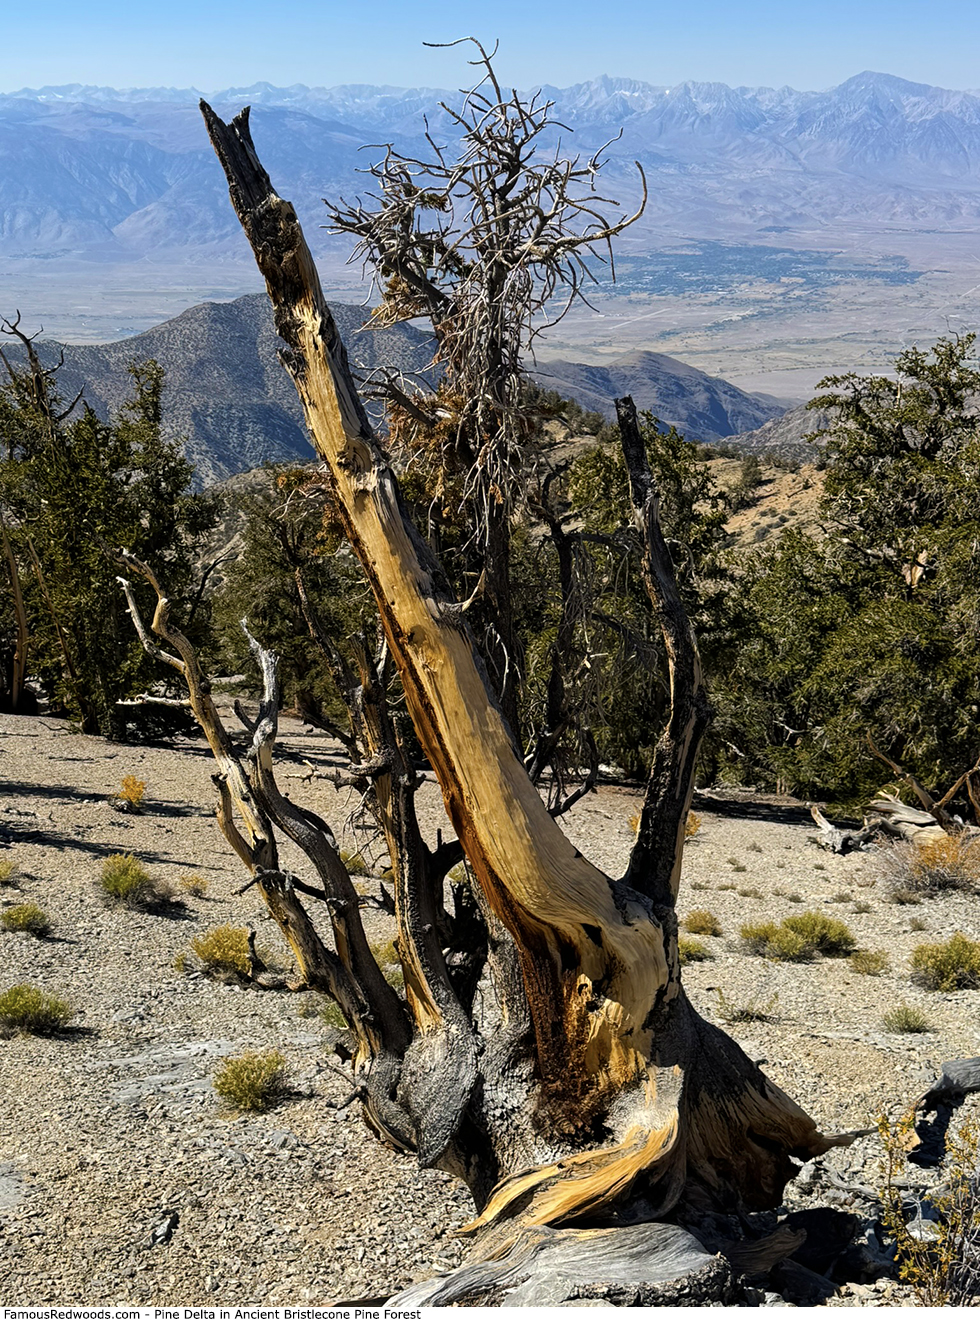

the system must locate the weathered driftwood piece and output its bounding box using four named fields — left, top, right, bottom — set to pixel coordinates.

left=384, top=1221, right=732, bottom=1307
left=867, top=793, right=953, bottom=844
left=178, top=98, right=855, bottom=1263
left=868, top=735, right=980, bottom=830
left=808, top=804, right=882, bottom=854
